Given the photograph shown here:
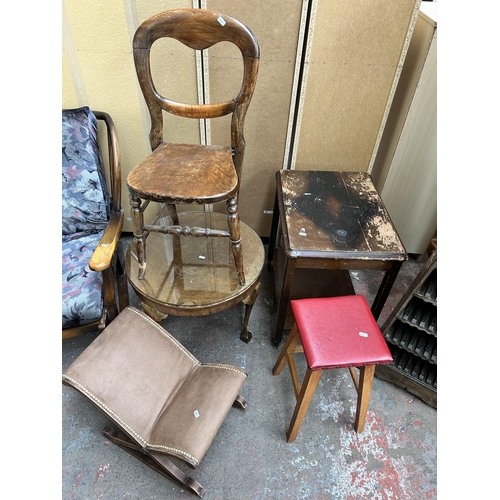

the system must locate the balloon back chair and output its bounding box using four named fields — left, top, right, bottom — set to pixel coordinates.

left=127, top=8, right=260, bottom=286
